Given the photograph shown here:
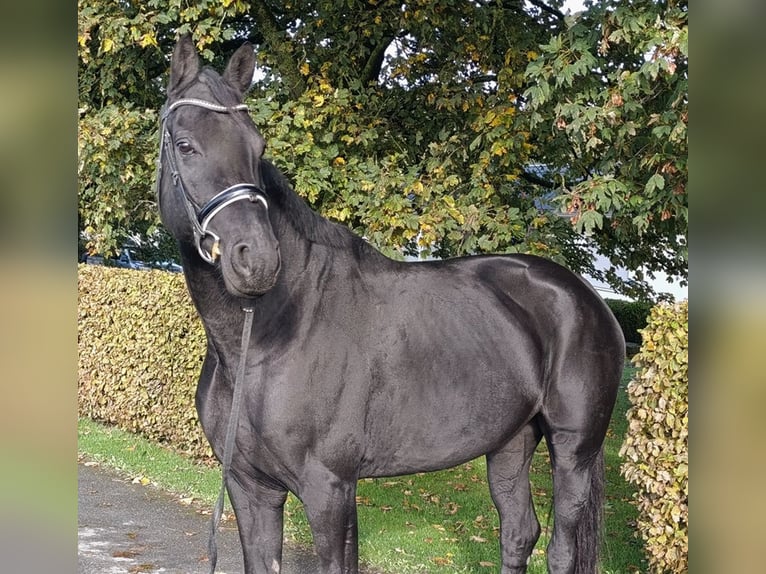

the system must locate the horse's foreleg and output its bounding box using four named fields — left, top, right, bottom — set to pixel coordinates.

left=227, top=472, right=288, bottom=574
left=487, top=419, right=543, bottom=574
left=300, top=465, right=359, bottom=574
